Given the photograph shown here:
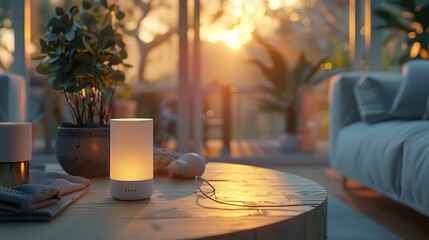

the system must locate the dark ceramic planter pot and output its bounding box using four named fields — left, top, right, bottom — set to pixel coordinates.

left=55, top=126, right=109, bottom=178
